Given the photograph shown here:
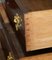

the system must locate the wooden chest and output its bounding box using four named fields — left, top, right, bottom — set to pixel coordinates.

left=15, top=0, right=52, bottom=51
